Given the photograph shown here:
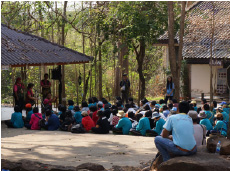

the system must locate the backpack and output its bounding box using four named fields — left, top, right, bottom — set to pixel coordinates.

left=200, top=124, right=207, bottom=145
left=34, top=114, right=46, bottom=129
left=71, top=123, right=85, bottom=133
